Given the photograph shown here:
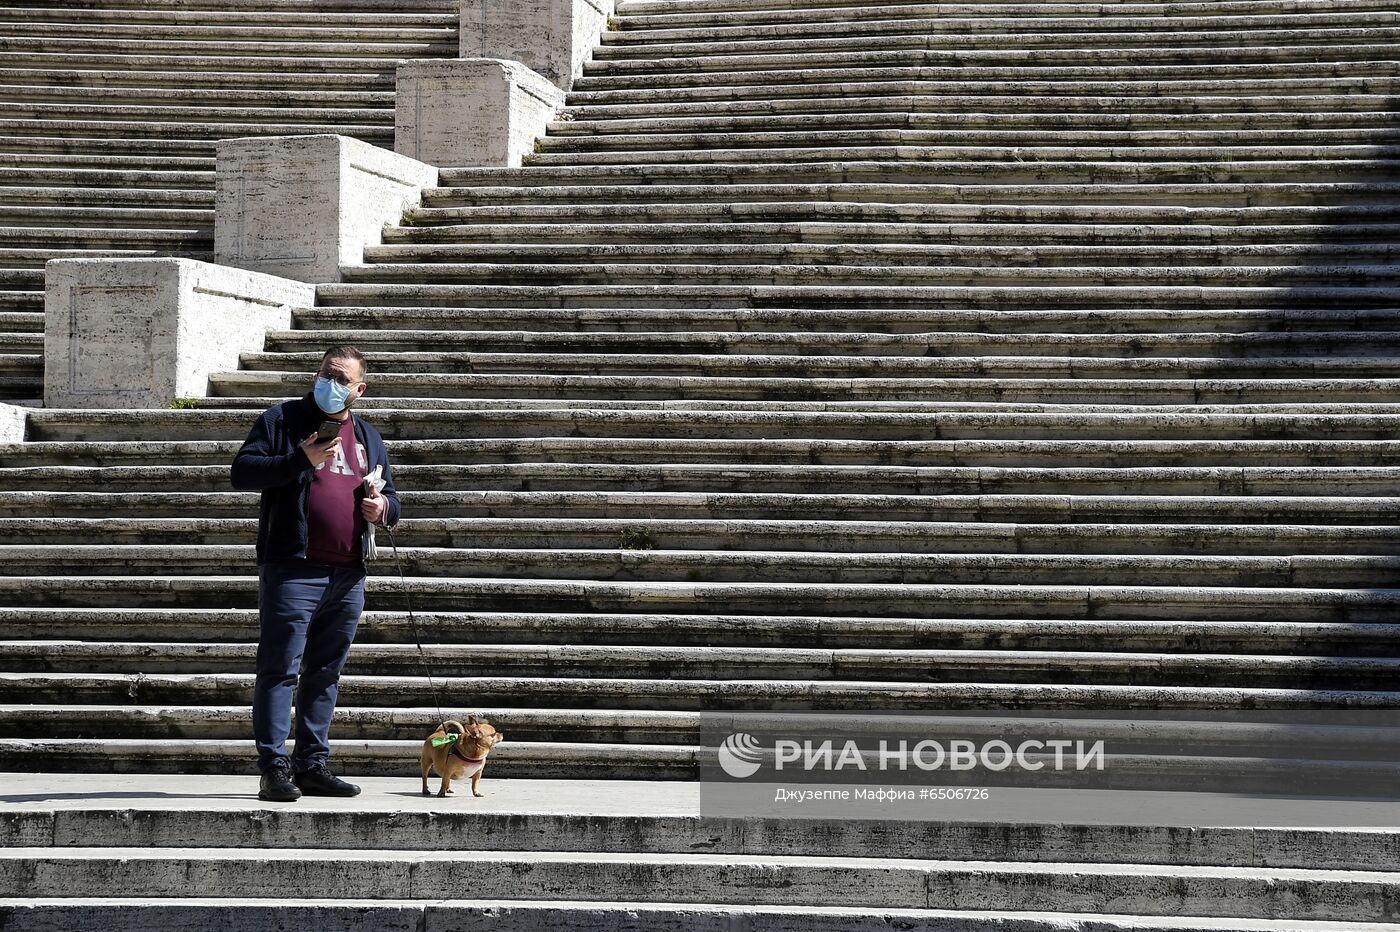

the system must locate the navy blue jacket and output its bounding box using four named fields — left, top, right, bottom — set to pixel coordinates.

left=230, top=392, right=402, bottom=566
